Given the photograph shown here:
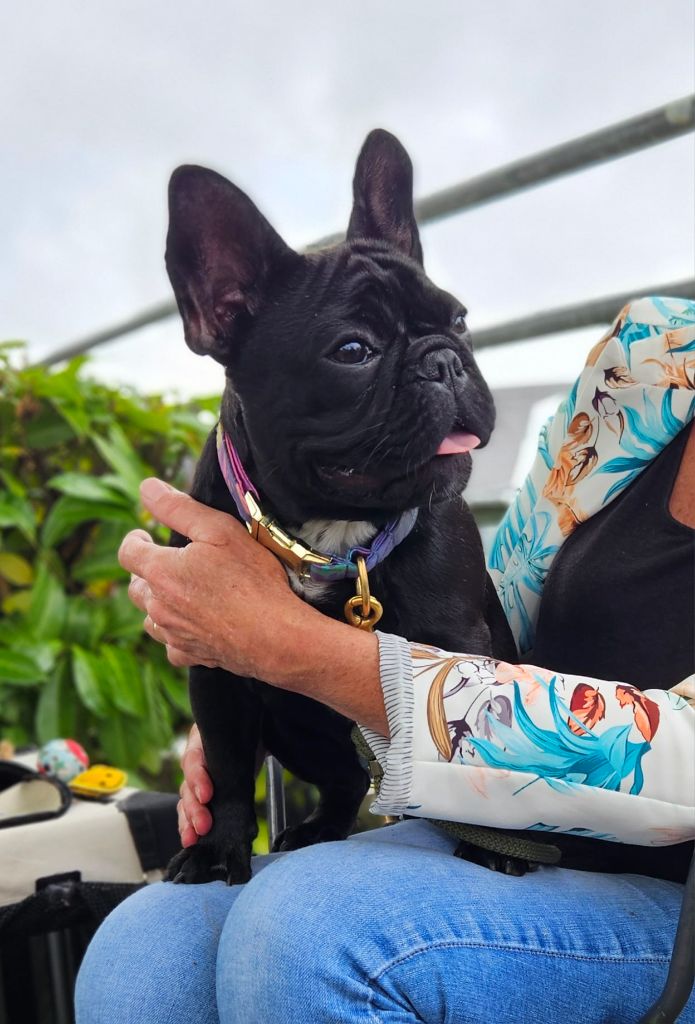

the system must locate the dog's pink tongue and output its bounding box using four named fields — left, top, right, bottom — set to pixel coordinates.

left=436, top=432, right=481, bottom=455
